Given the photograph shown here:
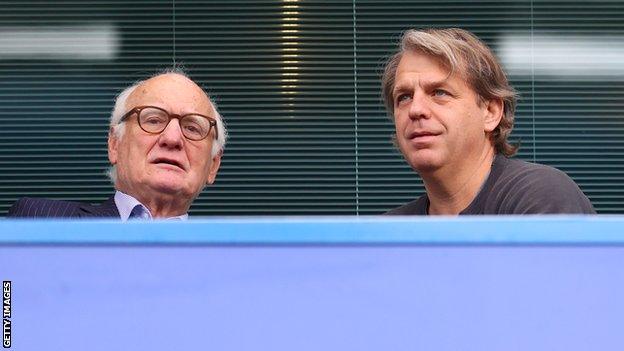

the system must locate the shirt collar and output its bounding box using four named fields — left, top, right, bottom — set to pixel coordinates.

left=113, top=190, right=189, bottom=221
